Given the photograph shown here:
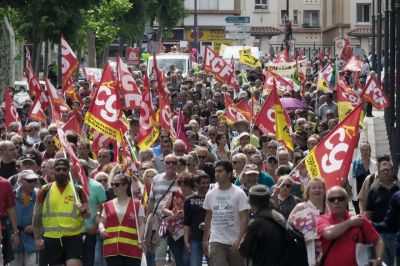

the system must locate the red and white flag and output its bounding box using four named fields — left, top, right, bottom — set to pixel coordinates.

left=273, top=48, right=288, bottom=63
left=116, top=56, right=142, bottom=110
left=343, top=56, right=363, bottom=72
left=340, top=39, right=353, bottom=62
left=45, top=78, right=71, bottom=115
left=361, top=76, right=389, bottom=110
left=57, top=127, right=90, bottom=196
left=305, top=104, right=362, bottom=188
left=29, top=97, right=47, bottom=124
left=152, top=52, right=168, bottom=100
left=63, top=115, right=82, bottom=136
left=4, top=86, right=21, bottom=129
left=61, top=35, right=79, bottom=91
left=203, top=46, right=237, bottom=88
left=254, top=89, right=275, bottom=135
left=158, top=96, right=174, bottom=136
